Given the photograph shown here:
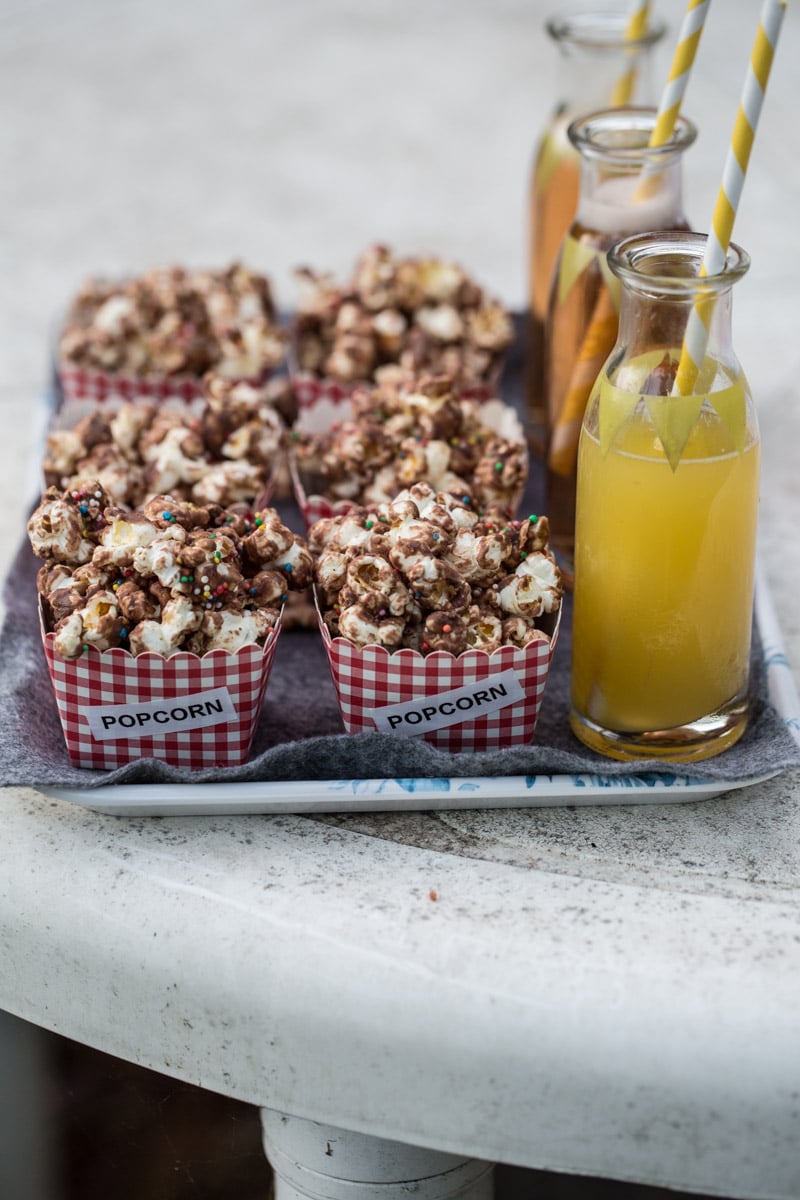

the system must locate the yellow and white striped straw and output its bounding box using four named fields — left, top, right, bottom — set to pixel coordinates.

left=633, top=0, right=710, bottom=199
left=648, top=0, right=710, bottom=148
left=610, top=0, right=652, bottom=106
left=674, top=0, right=787, bottom=396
